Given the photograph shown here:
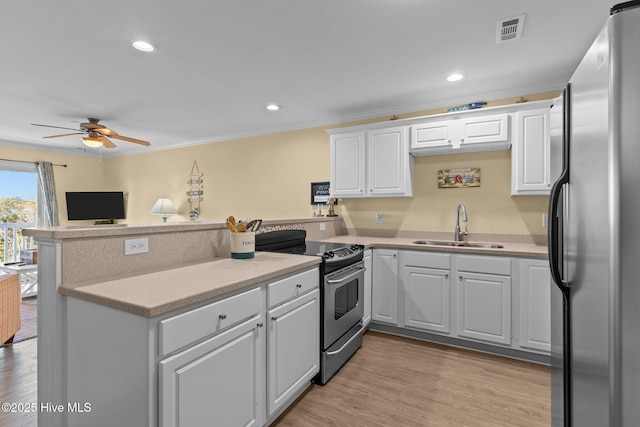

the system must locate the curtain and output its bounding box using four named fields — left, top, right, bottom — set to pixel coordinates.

left=35, top=161, right=59, bottom=227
